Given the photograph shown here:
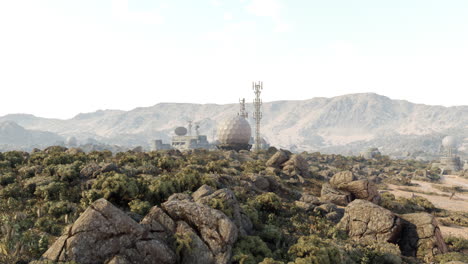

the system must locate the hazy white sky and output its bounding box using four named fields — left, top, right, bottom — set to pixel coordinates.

left=0, top=0, right=467, bottom=119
